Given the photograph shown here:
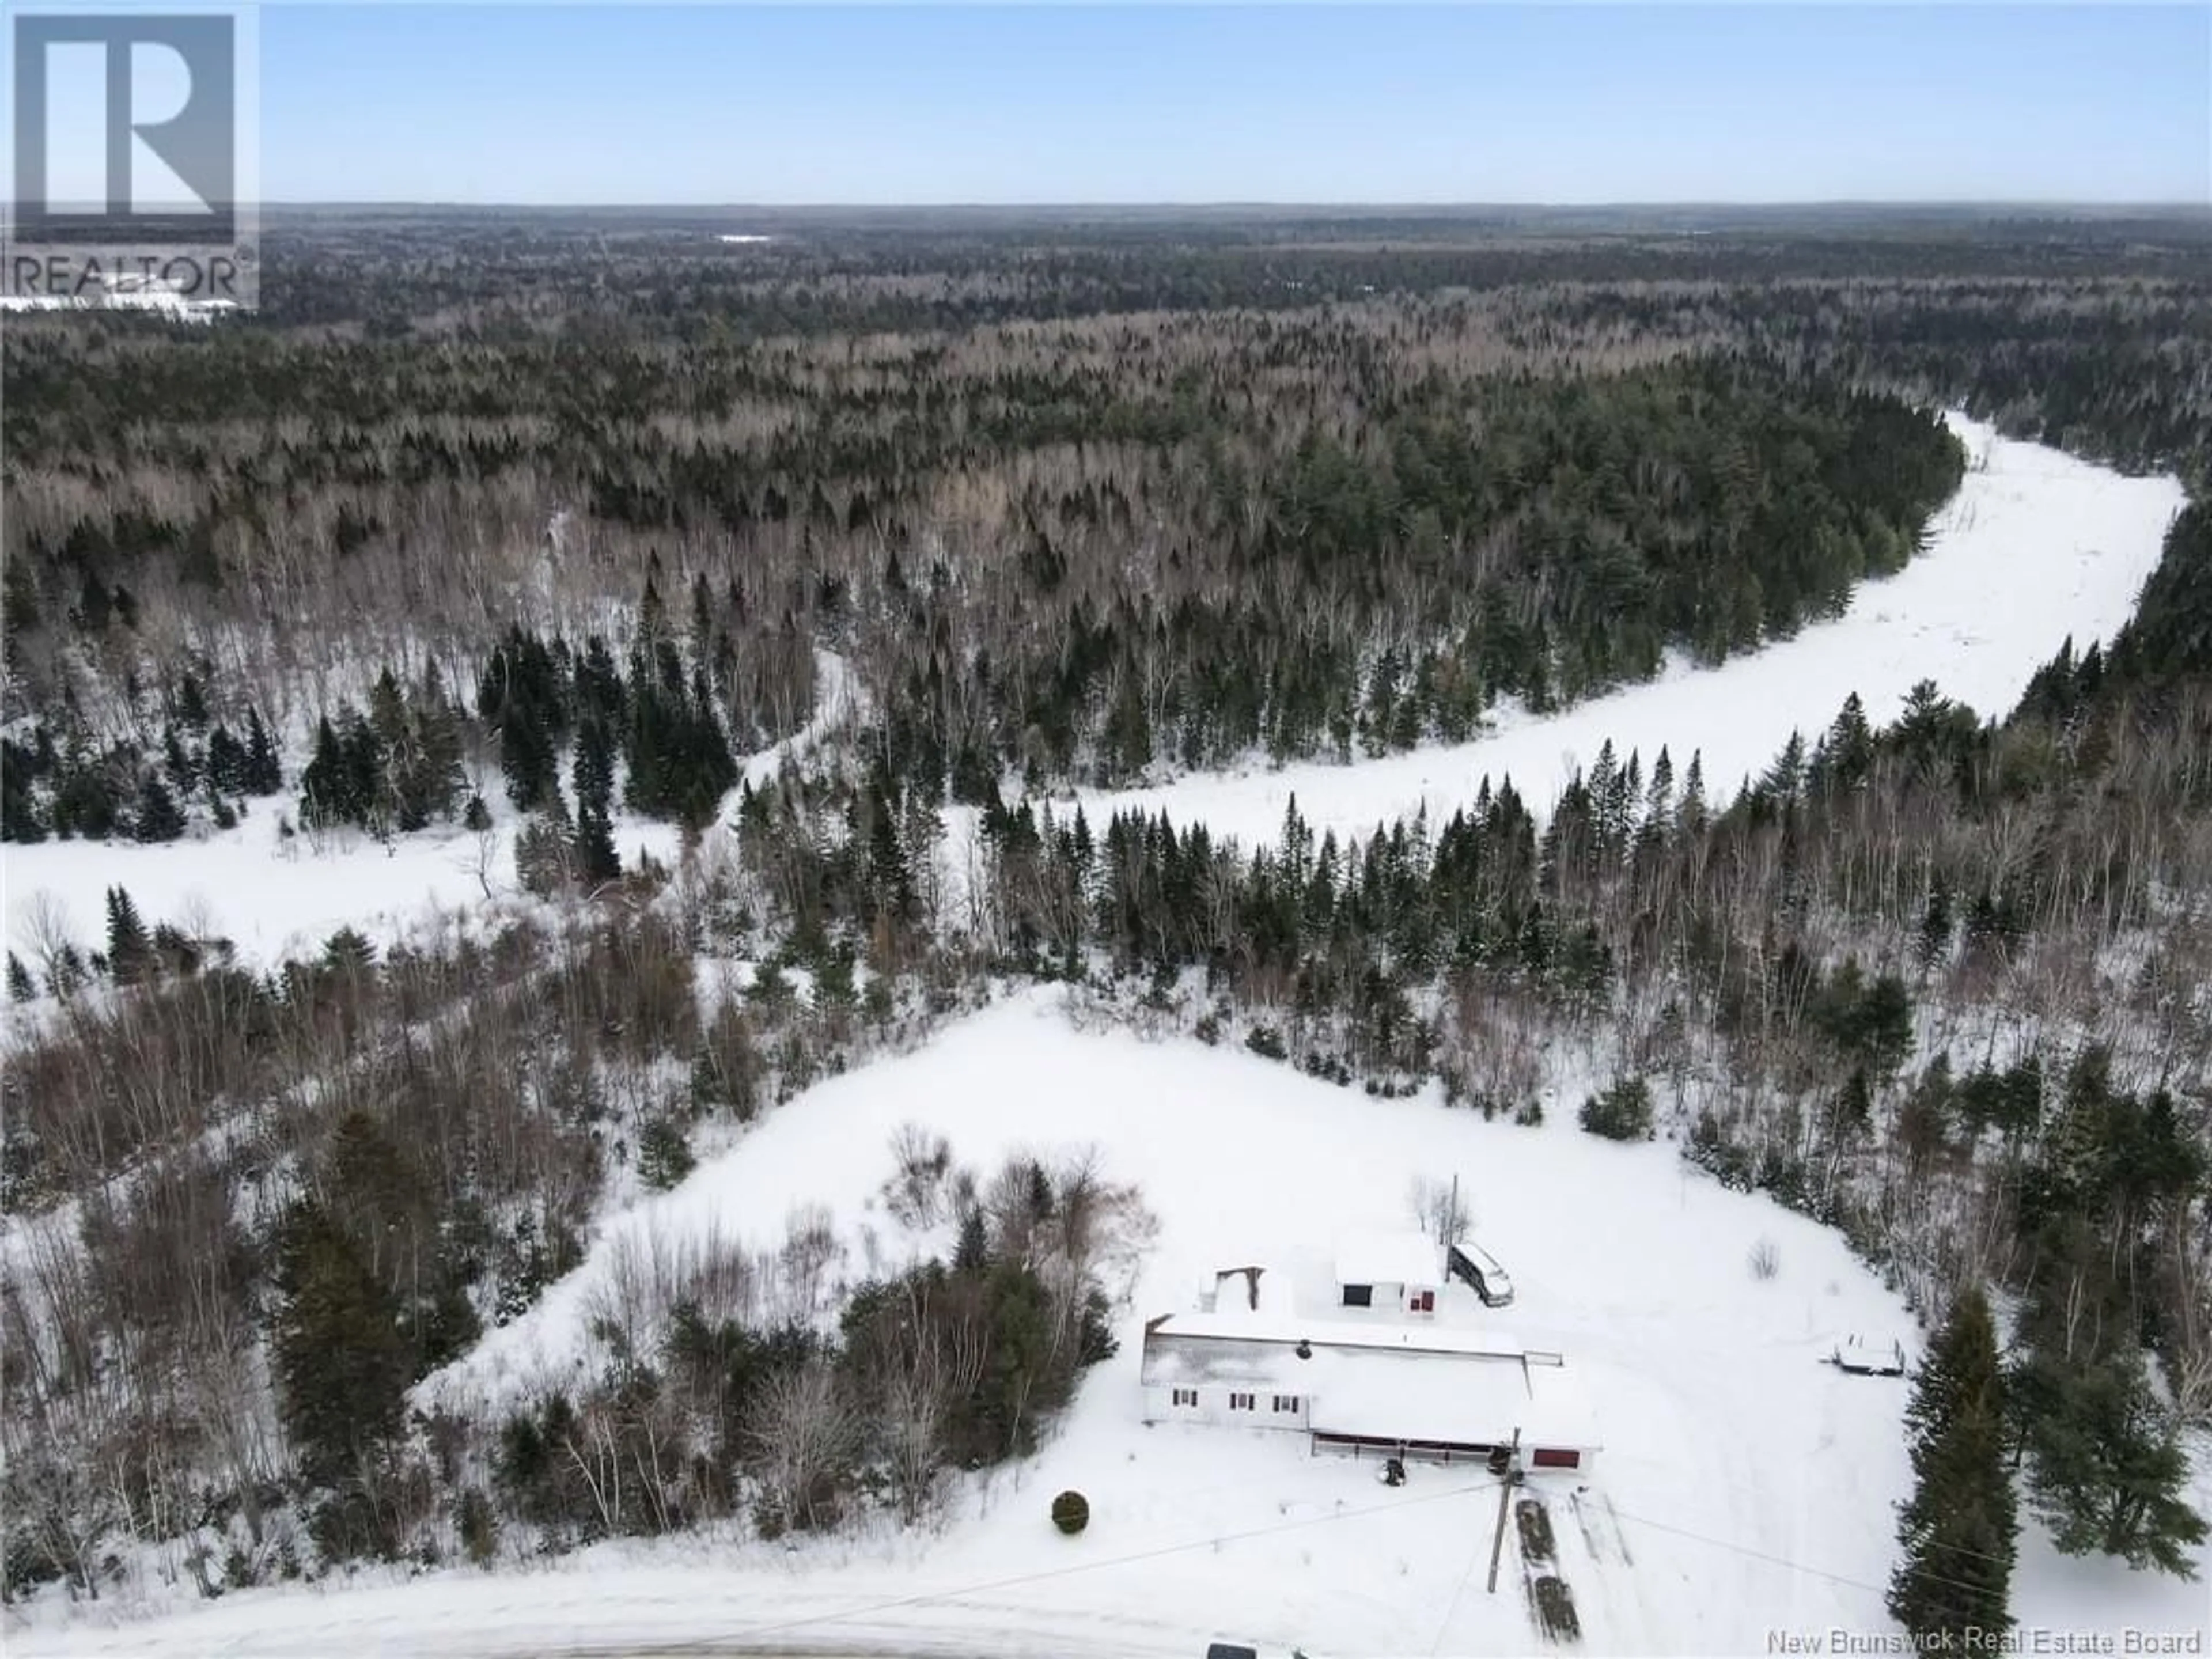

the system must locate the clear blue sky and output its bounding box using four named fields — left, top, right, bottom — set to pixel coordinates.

left=259, top=5, right=2210, bottom=204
